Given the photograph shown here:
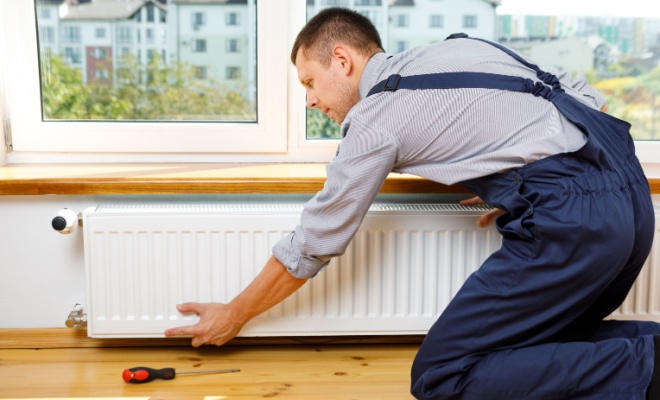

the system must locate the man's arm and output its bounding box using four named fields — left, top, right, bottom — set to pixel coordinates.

left=164, top=255, right=308, bottom=347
